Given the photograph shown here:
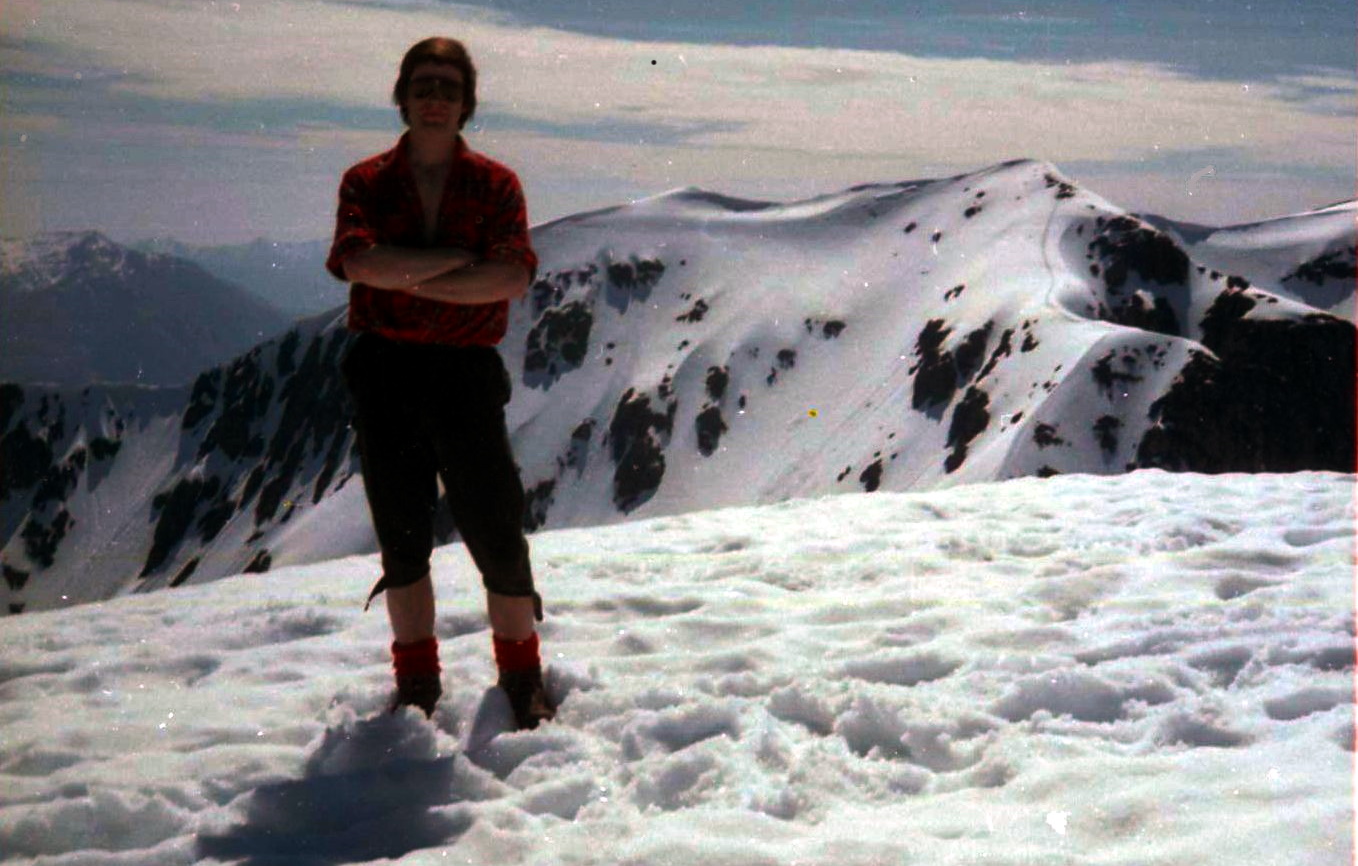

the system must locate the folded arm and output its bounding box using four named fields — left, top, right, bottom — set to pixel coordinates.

left=341, top=245, right=475, bottom=289
left=406, top=260, right=531, bottom=305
